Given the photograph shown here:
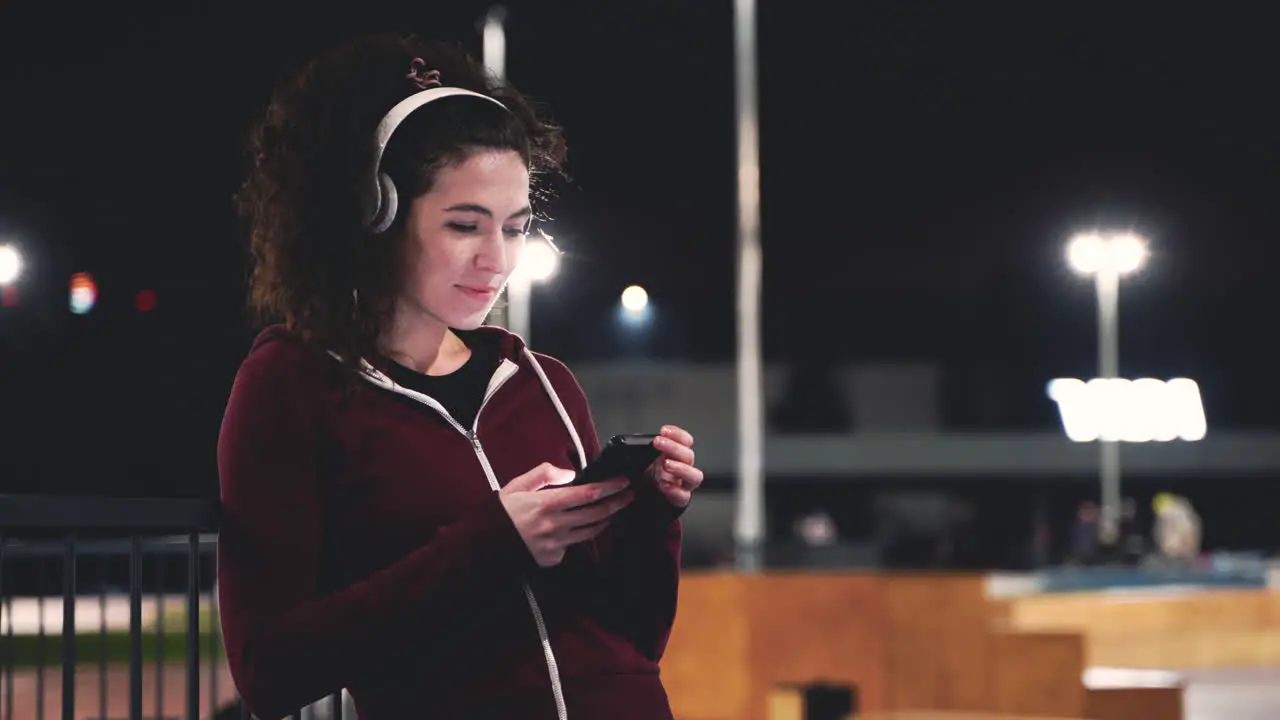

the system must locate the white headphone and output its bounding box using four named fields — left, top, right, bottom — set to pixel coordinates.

left=366, top=87, right=509, bottom=233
